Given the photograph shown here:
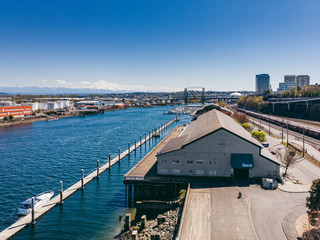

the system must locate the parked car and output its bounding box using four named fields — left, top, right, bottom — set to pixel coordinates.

left=262, top=143, right=269, bottom=147
left=262, top=178, right=278, bottom=190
